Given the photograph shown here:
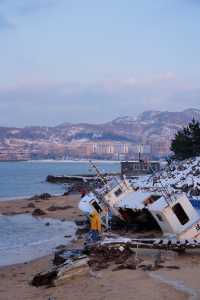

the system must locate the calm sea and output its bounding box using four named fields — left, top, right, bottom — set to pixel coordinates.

left=0, top=160, right=120, bottom=200
left=0, top=160, right=120, bottom=267
left=0, top=214, right=76, bottom=267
